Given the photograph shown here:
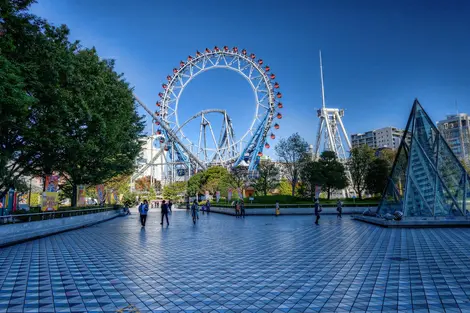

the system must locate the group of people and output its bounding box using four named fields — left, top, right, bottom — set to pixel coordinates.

left=137, top=199, right=173, bottom=227
left=314, top=198, right=343, bottom=225
left=234, top=200, right=245, bottom=218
